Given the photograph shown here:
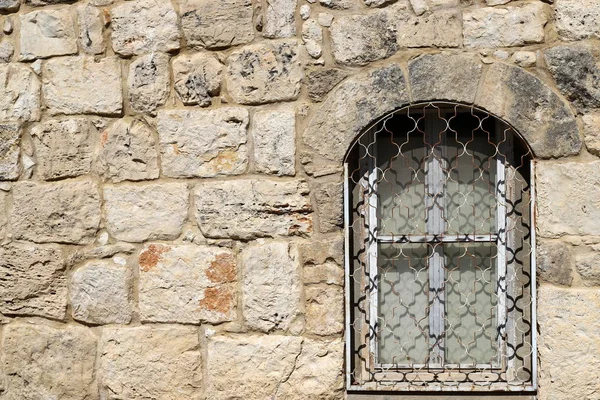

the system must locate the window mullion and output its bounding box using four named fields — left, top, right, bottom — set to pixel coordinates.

left=367, top=131, right=379, bottom=368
